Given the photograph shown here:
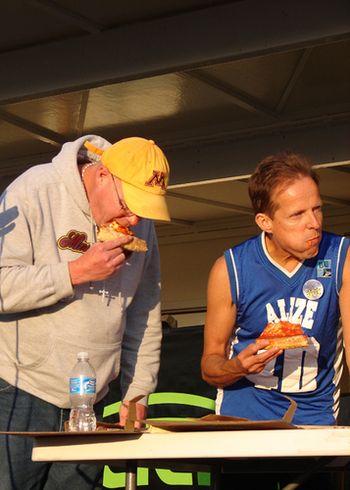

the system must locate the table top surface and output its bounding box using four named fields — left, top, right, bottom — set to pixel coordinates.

left=31, top=426, right=350, bottom=462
